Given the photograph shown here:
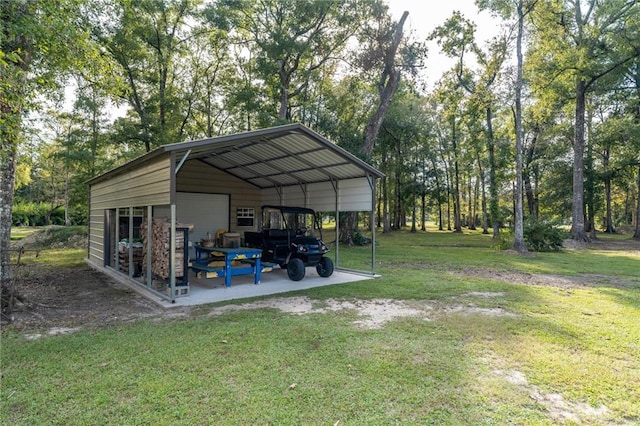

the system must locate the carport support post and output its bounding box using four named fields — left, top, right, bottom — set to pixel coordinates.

left=114, top=208, right=120, bottom=272
left=128, top=206, right=134, bottom=278
left=333, top=179, right=340, bottom=268
left=146, top=205, right=152, bottom=288
left=170, top=203, right=177, bottom=302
